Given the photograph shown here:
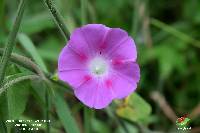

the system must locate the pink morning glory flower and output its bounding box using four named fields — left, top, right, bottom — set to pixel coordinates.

left=58, top=24, right=140, bottom=109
